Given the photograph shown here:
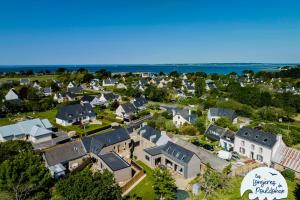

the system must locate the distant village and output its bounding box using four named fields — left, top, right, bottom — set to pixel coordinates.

left=0, top=67, right=299, bottom=199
